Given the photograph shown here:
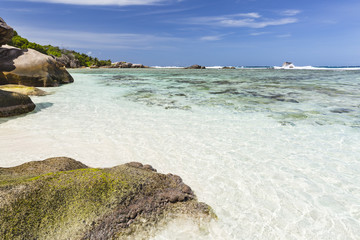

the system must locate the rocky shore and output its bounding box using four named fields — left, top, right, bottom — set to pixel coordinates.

left=0, top=157, right=215, bottom=239
left=0, top=17, right=73, bottom=117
